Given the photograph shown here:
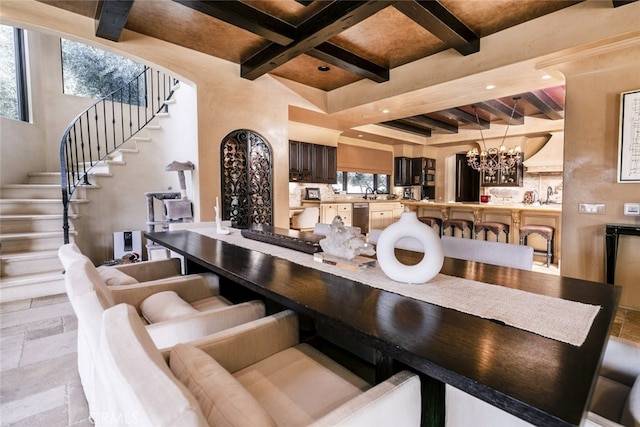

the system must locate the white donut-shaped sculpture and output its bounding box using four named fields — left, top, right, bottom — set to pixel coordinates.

left=376, top=212, right=444, bottom=284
